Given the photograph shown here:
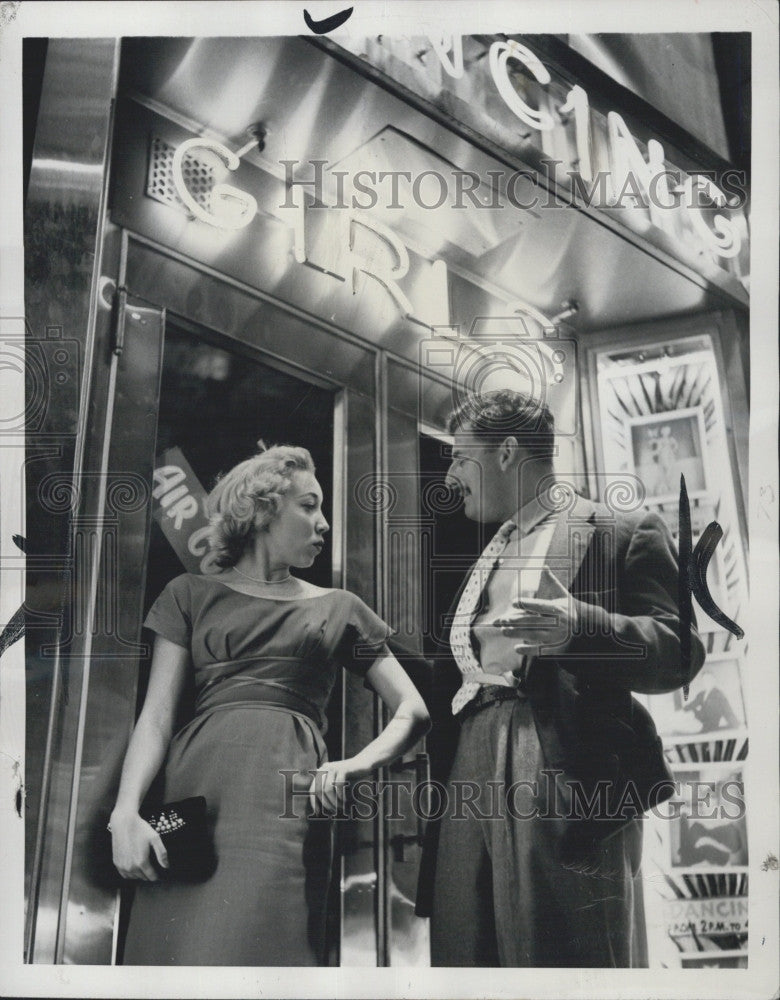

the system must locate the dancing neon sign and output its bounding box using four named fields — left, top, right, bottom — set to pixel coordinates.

left=342, top=34, right=748, bottom=267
